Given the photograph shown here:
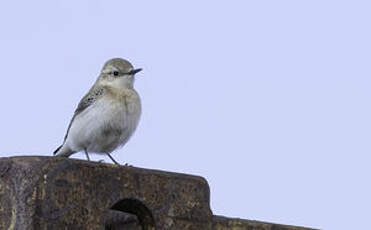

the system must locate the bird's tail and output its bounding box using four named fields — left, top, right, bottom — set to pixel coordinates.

left=53, top=144, right=74, bottom=157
